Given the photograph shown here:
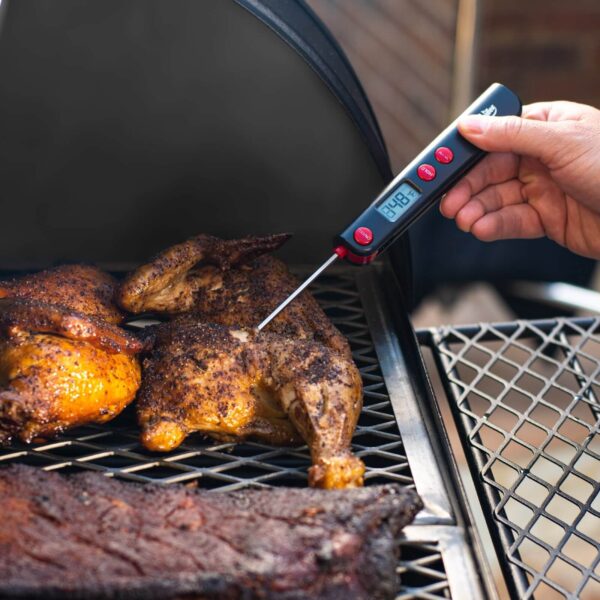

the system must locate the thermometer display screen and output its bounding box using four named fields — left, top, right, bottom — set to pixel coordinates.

left=376, top=182, right=422, bottom=223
